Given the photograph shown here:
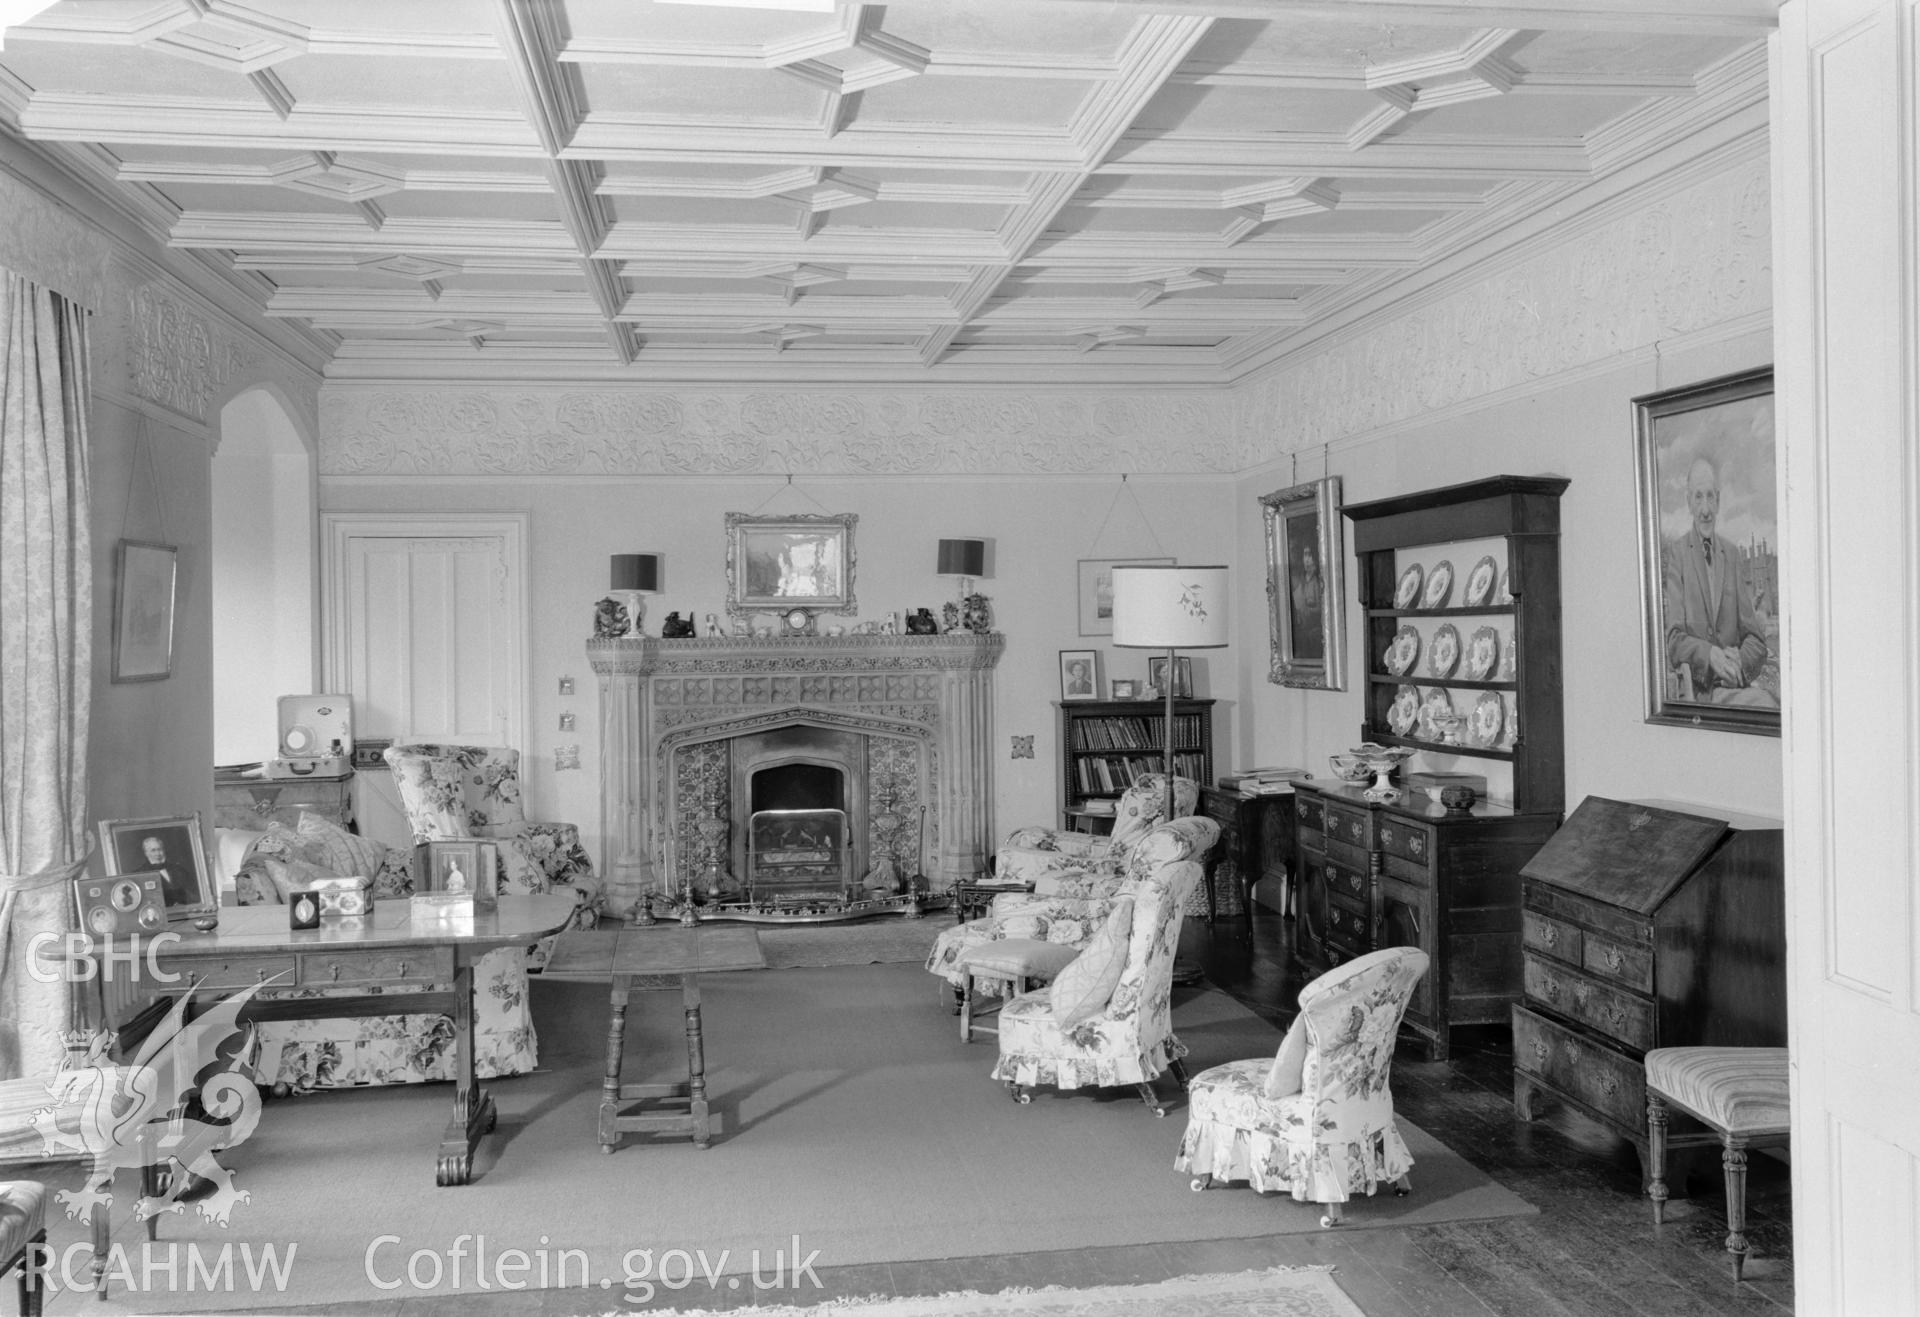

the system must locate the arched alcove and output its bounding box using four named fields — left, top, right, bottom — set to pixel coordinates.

left=211, top=386, right=316, bottom=764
